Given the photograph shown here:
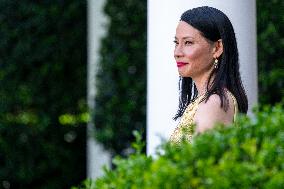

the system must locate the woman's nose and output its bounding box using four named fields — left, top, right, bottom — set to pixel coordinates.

left=174, top=45, right=183, bottom=59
